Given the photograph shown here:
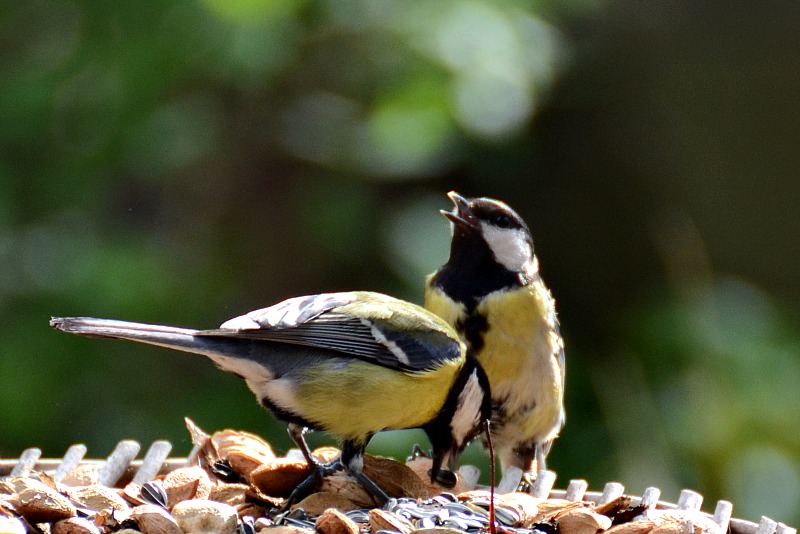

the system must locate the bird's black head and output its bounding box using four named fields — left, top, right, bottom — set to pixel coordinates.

left=423, top=355, right=491, bottom=487
left=433, top=192, right=535, bottom=304
left=442, top=191, right=534, bottom=275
